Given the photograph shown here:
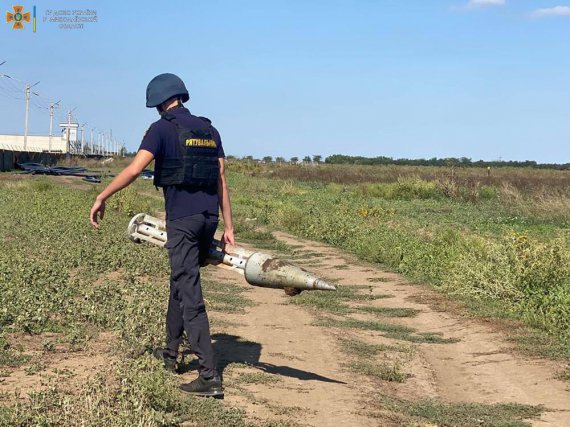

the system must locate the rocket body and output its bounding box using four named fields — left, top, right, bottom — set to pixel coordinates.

left=127, top=213, right=336, bottom=292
